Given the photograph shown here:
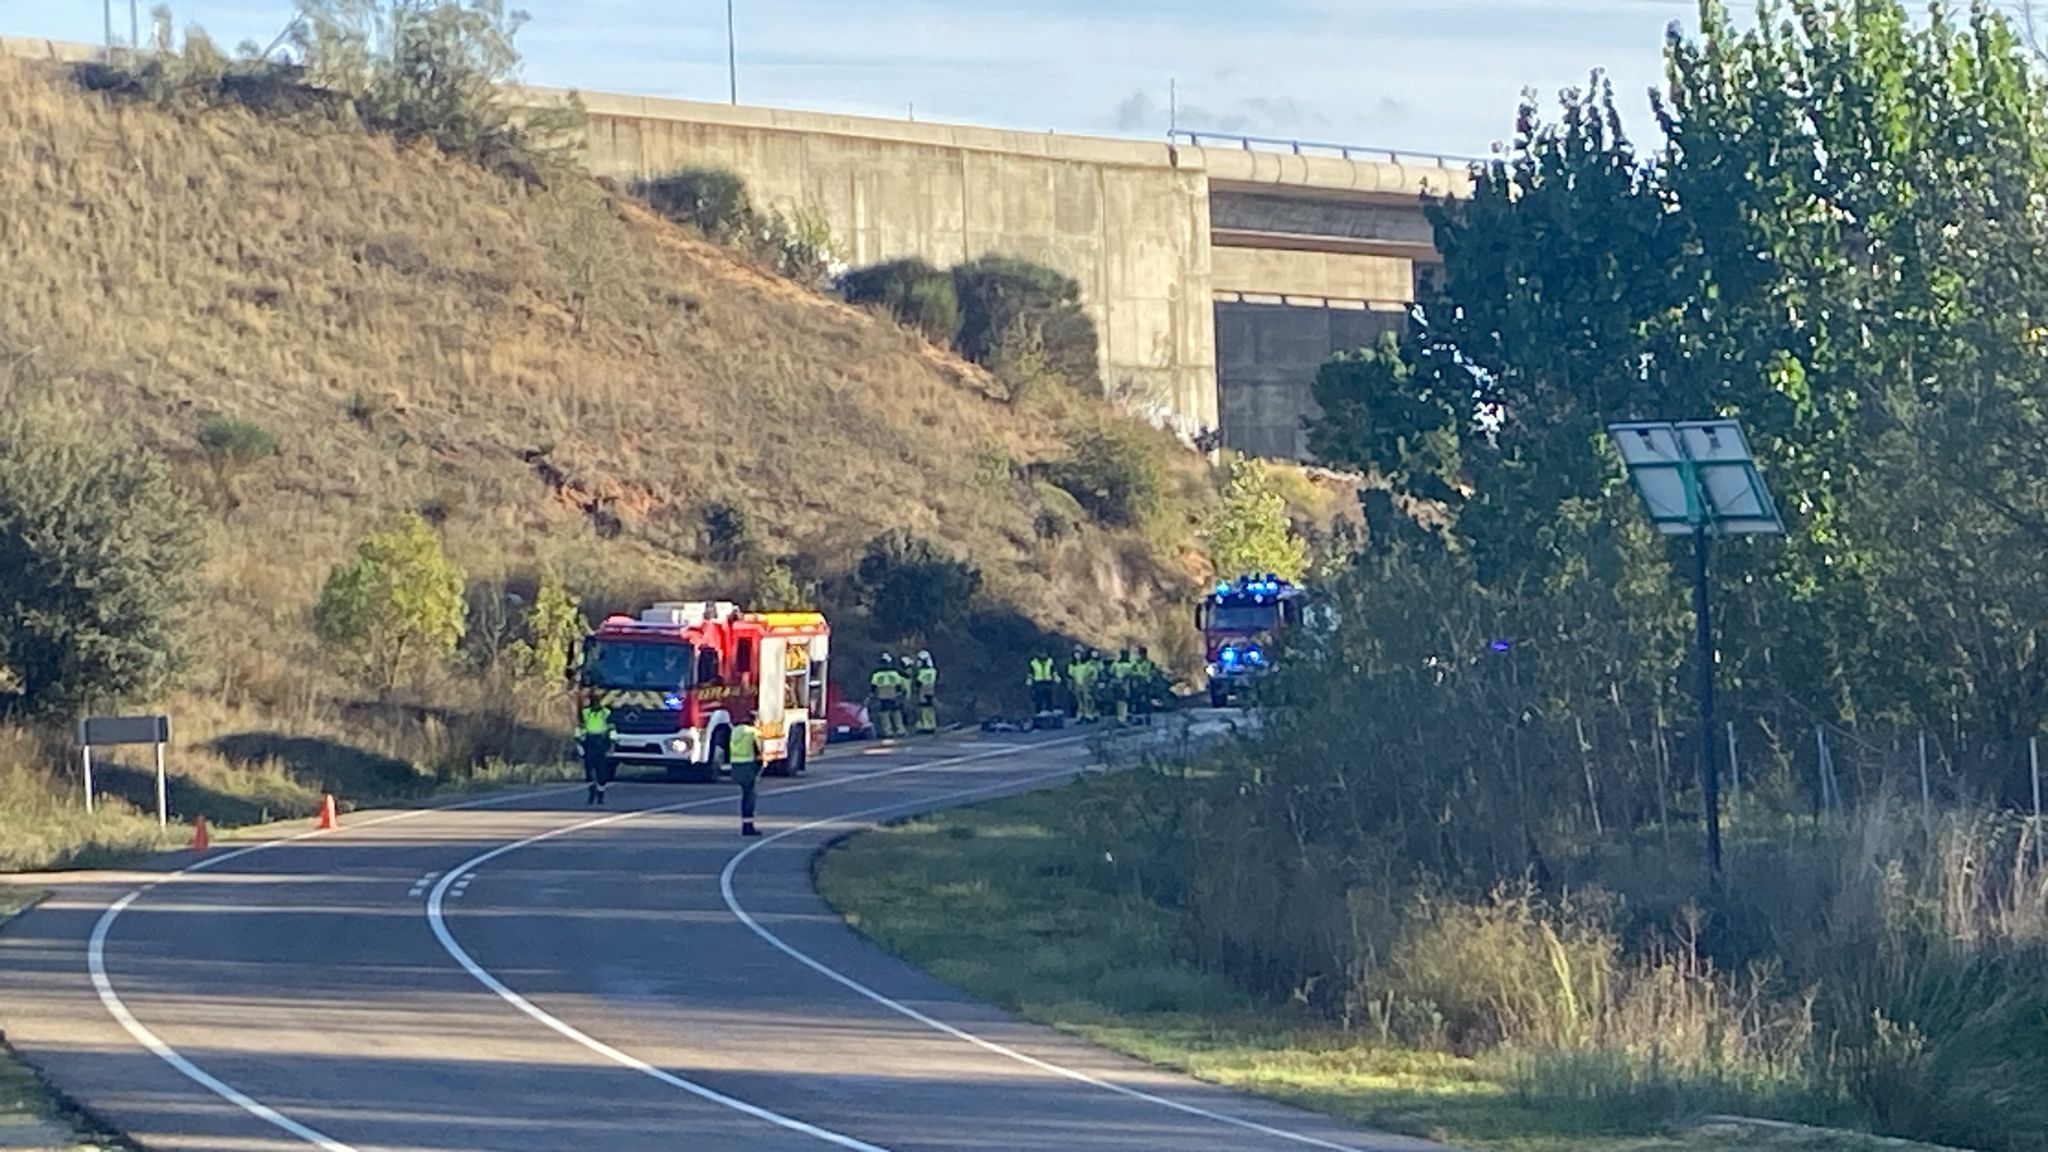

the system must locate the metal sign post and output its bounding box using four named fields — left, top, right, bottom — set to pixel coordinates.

left=1607, top=420, right=1784, bottom=879
left=76, top=715, right=174, bottom=826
